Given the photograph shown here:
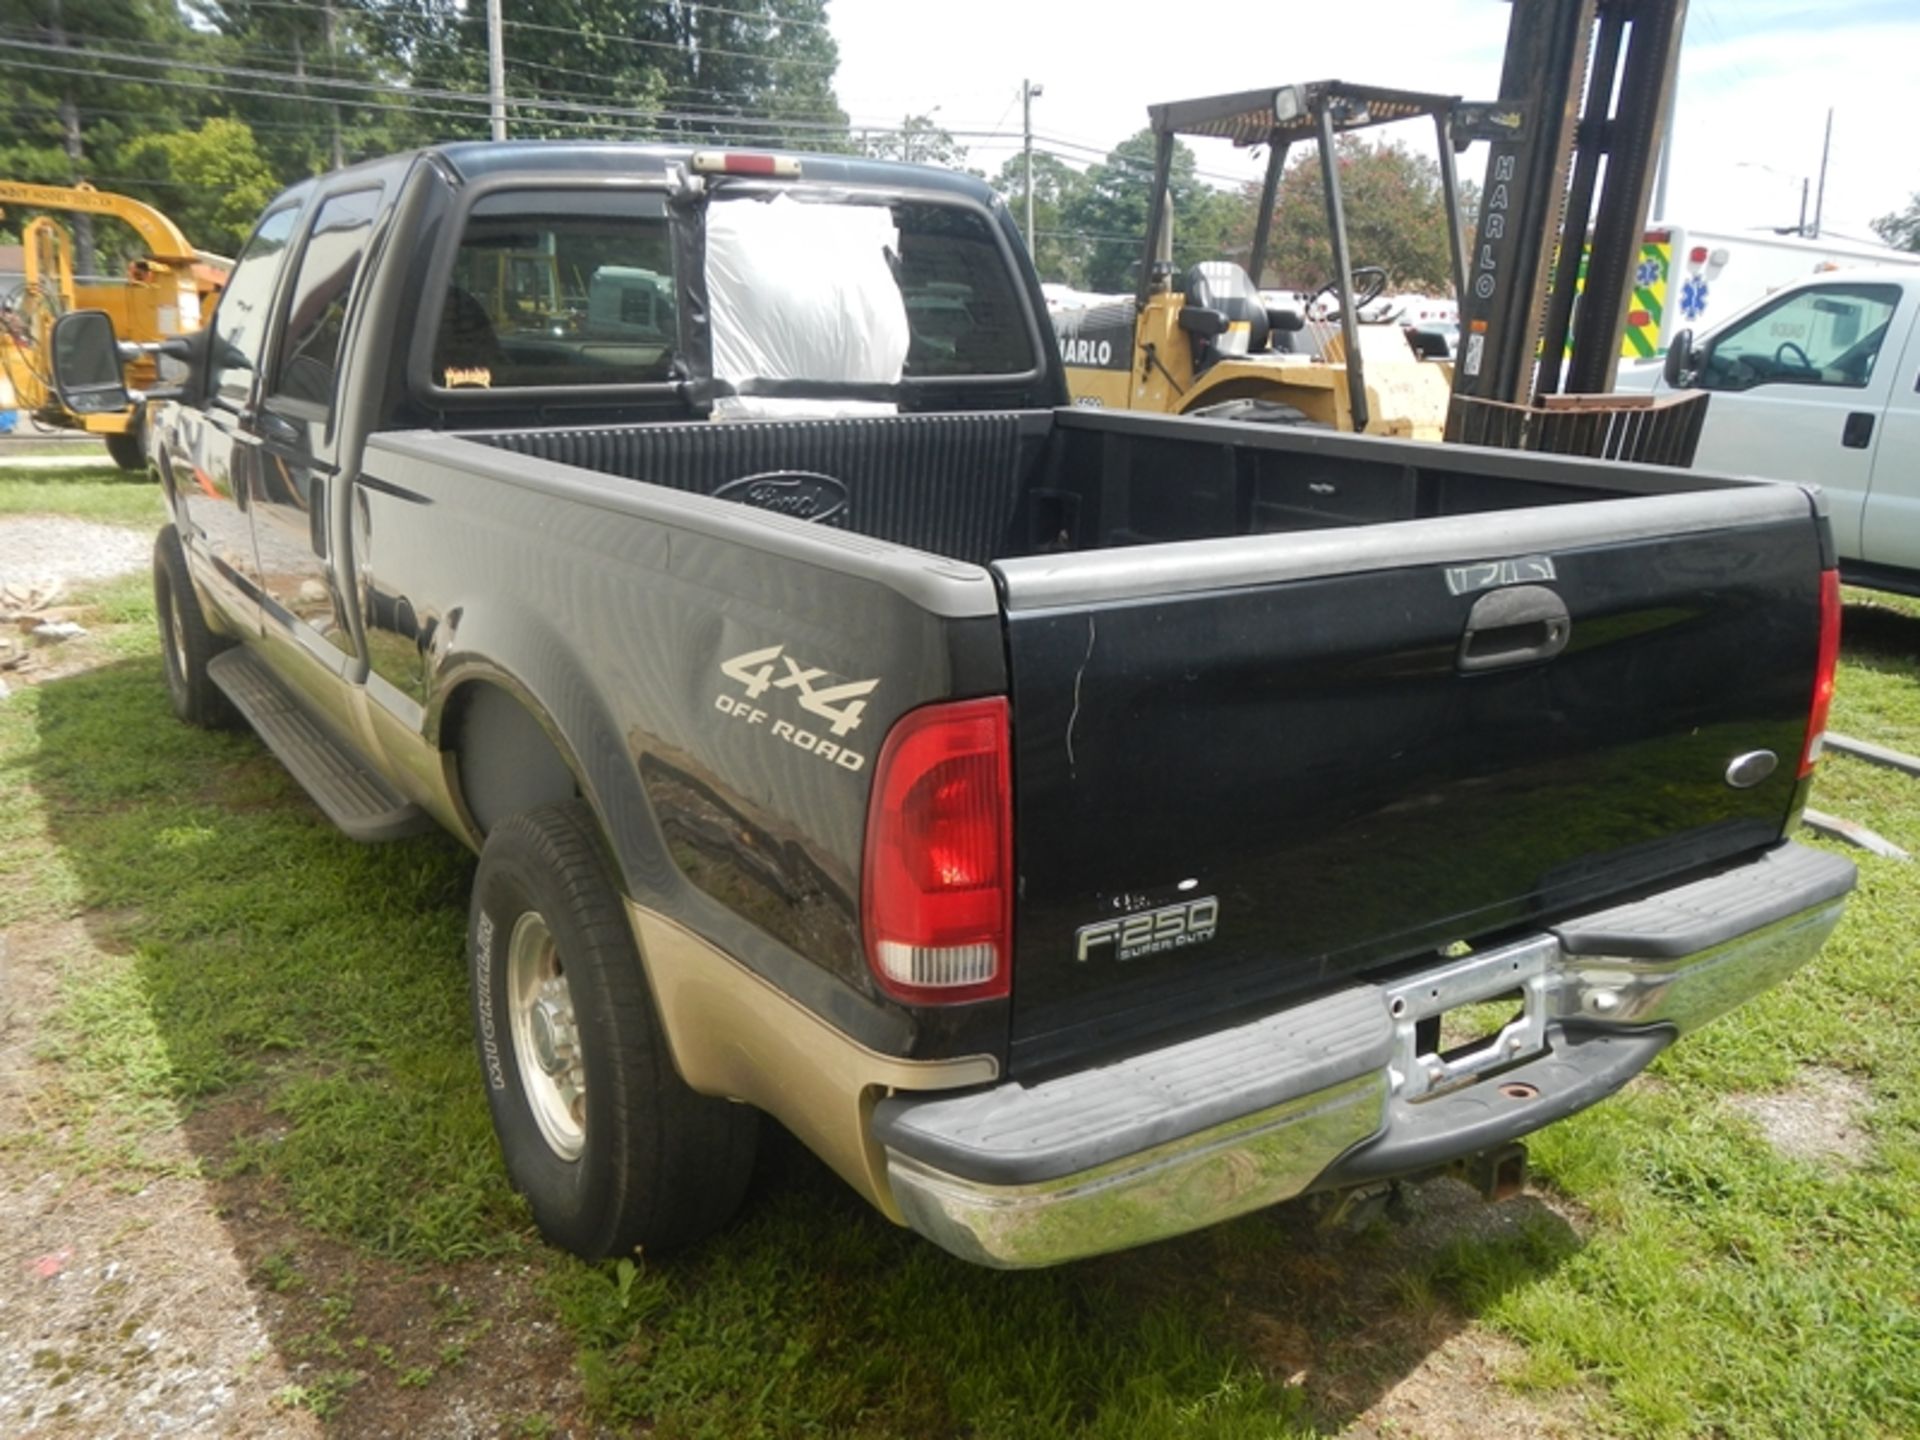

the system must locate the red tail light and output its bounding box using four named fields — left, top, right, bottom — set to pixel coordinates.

left=1800, top=569, right=1841, bottom=777
left=862, top=698, right=1012, bottom=1004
